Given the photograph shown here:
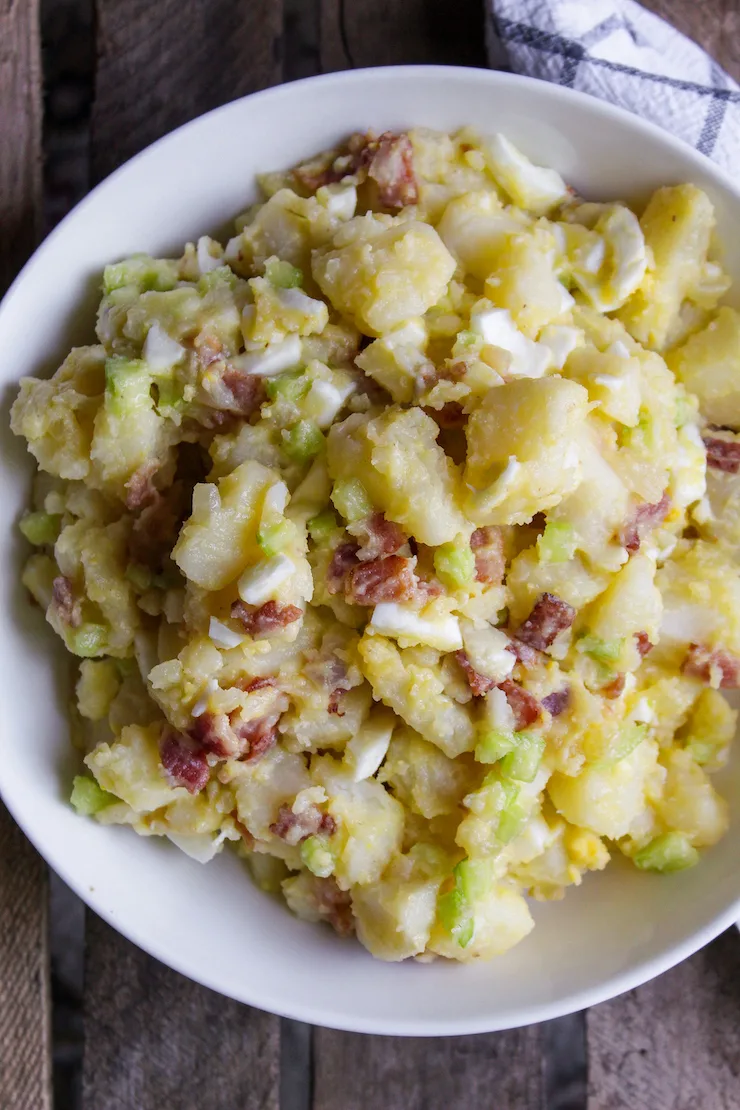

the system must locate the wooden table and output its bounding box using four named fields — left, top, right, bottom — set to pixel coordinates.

left=1, top=2, right=740, bottom=1107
